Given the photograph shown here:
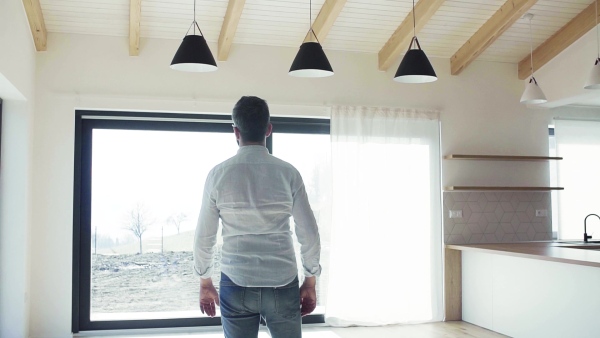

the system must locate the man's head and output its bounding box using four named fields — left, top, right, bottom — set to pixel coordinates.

left=232, top=96, right=271, bottom=144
